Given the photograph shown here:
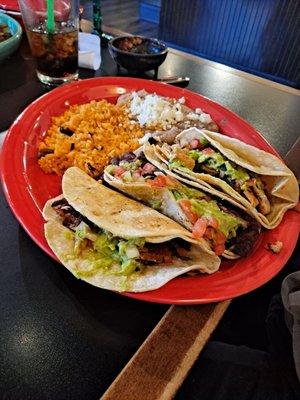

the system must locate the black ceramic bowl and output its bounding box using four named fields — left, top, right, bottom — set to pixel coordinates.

left=108, top=35, right=168, bottom=73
